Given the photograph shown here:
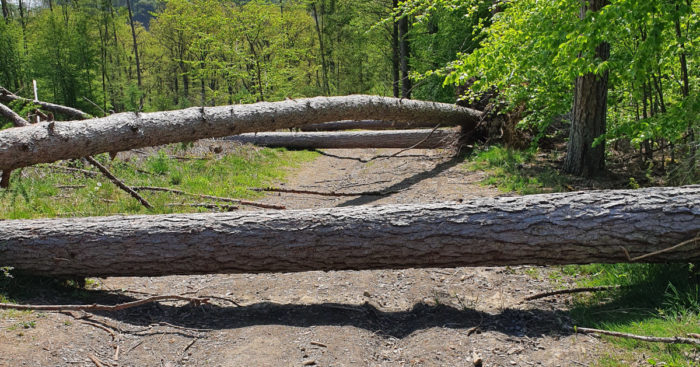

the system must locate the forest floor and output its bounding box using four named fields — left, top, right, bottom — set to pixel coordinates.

left=1, top=145, right=630, bottom=366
